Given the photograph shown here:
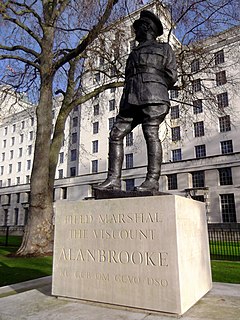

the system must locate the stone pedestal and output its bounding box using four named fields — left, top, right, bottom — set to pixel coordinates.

left=52, top=195, right=212, bottom=315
